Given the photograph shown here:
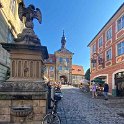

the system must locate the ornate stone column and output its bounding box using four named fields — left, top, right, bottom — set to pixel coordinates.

left=0, top=2, right=49, bottom=123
